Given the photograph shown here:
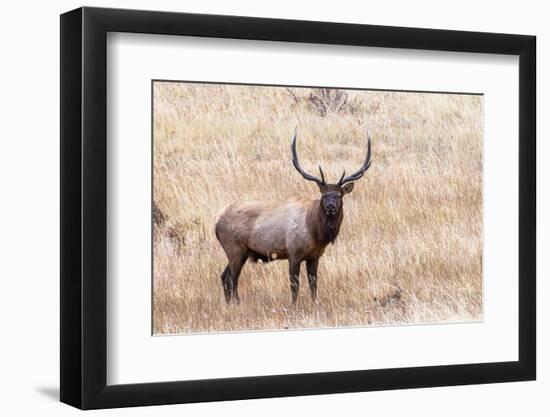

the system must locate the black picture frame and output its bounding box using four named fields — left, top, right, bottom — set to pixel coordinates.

left=60, top=6, right=536, bottom=410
